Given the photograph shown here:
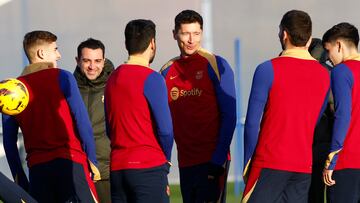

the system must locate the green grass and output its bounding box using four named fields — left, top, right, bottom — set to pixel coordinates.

left=170, top=182, right=242, bottom=203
